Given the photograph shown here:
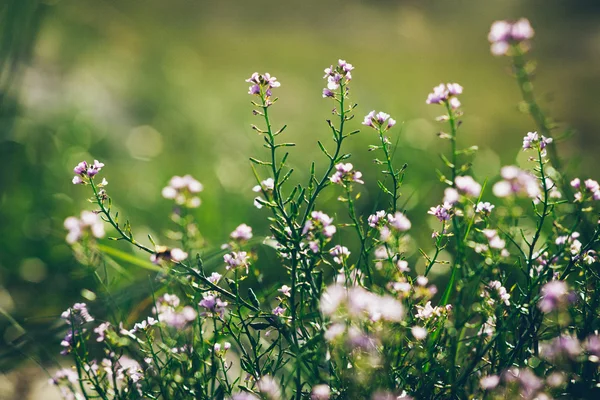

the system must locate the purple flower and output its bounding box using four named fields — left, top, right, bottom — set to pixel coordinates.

left=387, top=211, right=411, bottom=231
left=488, top=18, right=535, bottom=56
left=493, top=166, right=541, bottom=199
left=272, top=306, right=286, bottom=316
left=329, top=245, right=350, bottom=264
left=223, top=251, right=250, bottom=273
left=61, top=302, right=94, bottom=326
left=538, top=280, right=569, bottom=313
left=362, top=110, right=396, bottom=132
left=426, top=83, right=462, bottom=107
left=322, top=88, right=334, bottom=98
left=86, top=160, right=105, bottom=177
left=246, top=72, right=280, bottom=97
left=455, top=175, right=482, bottom=197
left=428, top=203, right=452, bottom=222
left=73, top=161, right=88, bottom=175
left=330, top=163, right=364, bottom=185
left=199, top=294, right=228, bottom=318
left=230, top=223, right=253, bottom=241
left=368, top=210, right=387, bottom=228
left=64, top=211, right=105, bottom=244
left=322, top=59, right=353, bottom=97
left=475, top=201, right=495, bottom=214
